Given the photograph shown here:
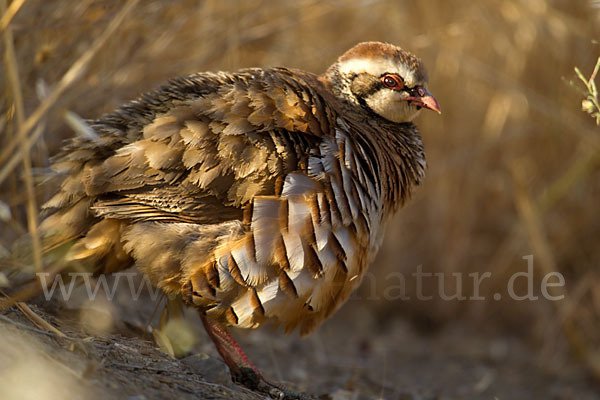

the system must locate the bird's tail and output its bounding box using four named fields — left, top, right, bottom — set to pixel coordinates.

left=0, top=216, right=134, bottom=311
